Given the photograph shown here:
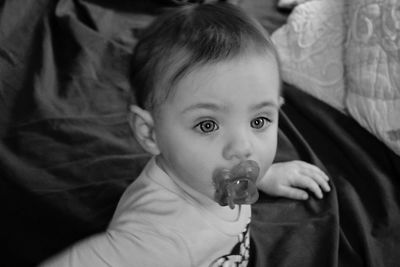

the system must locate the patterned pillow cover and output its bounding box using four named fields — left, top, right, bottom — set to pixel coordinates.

left=345, top=0, right=400, bottom=155
left=271, top=0, right=346, bottom=112
left=272, top=0, right=400, bottom=156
